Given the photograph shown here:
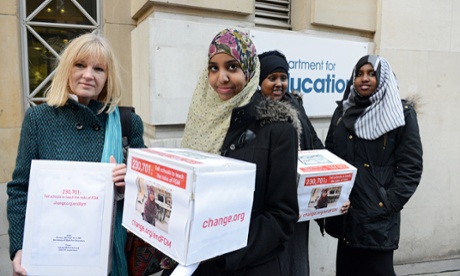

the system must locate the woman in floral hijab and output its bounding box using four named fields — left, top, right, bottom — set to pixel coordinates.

left=180, top=28, right=300, bottom=276
left=181, top=28, right=259, bottom=154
